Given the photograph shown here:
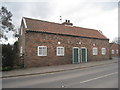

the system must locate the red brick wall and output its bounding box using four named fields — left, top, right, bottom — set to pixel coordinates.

left=24, top=31, right=109, bottom=67
left=18, top=21, right=26, bottom=66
